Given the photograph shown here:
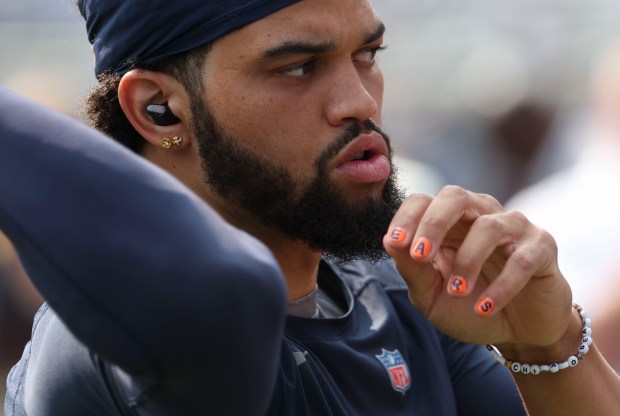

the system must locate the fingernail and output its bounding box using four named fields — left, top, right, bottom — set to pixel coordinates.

left=411, top=237, right=431, bottom=259
left=389, top=227, right=407, bottom=242
left=449, top=275, right=468, bottom=294
left=476, top=297, right=495, bottom=316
